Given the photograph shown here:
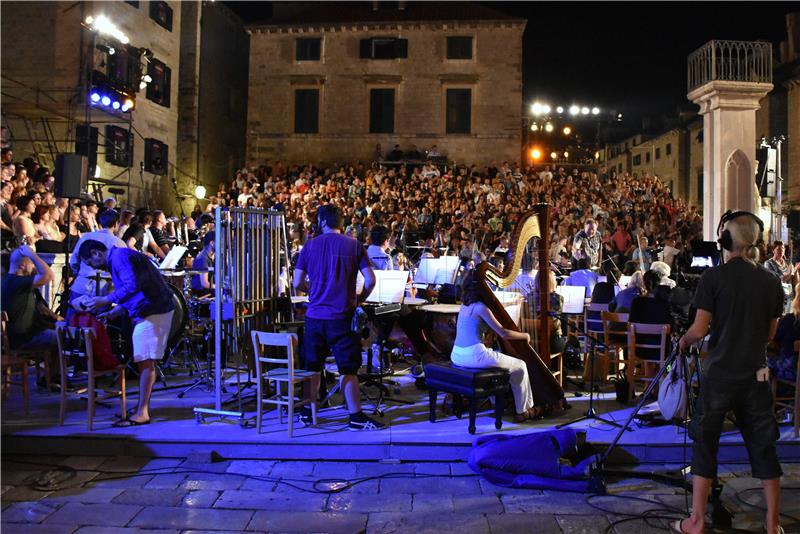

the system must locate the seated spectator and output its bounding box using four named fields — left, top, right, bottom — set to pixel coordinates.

left=13, top=194, right=37, bottom=245
left=388, top=144, right=404, bottom=161
left=769, top=286, right=800, bottom=389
